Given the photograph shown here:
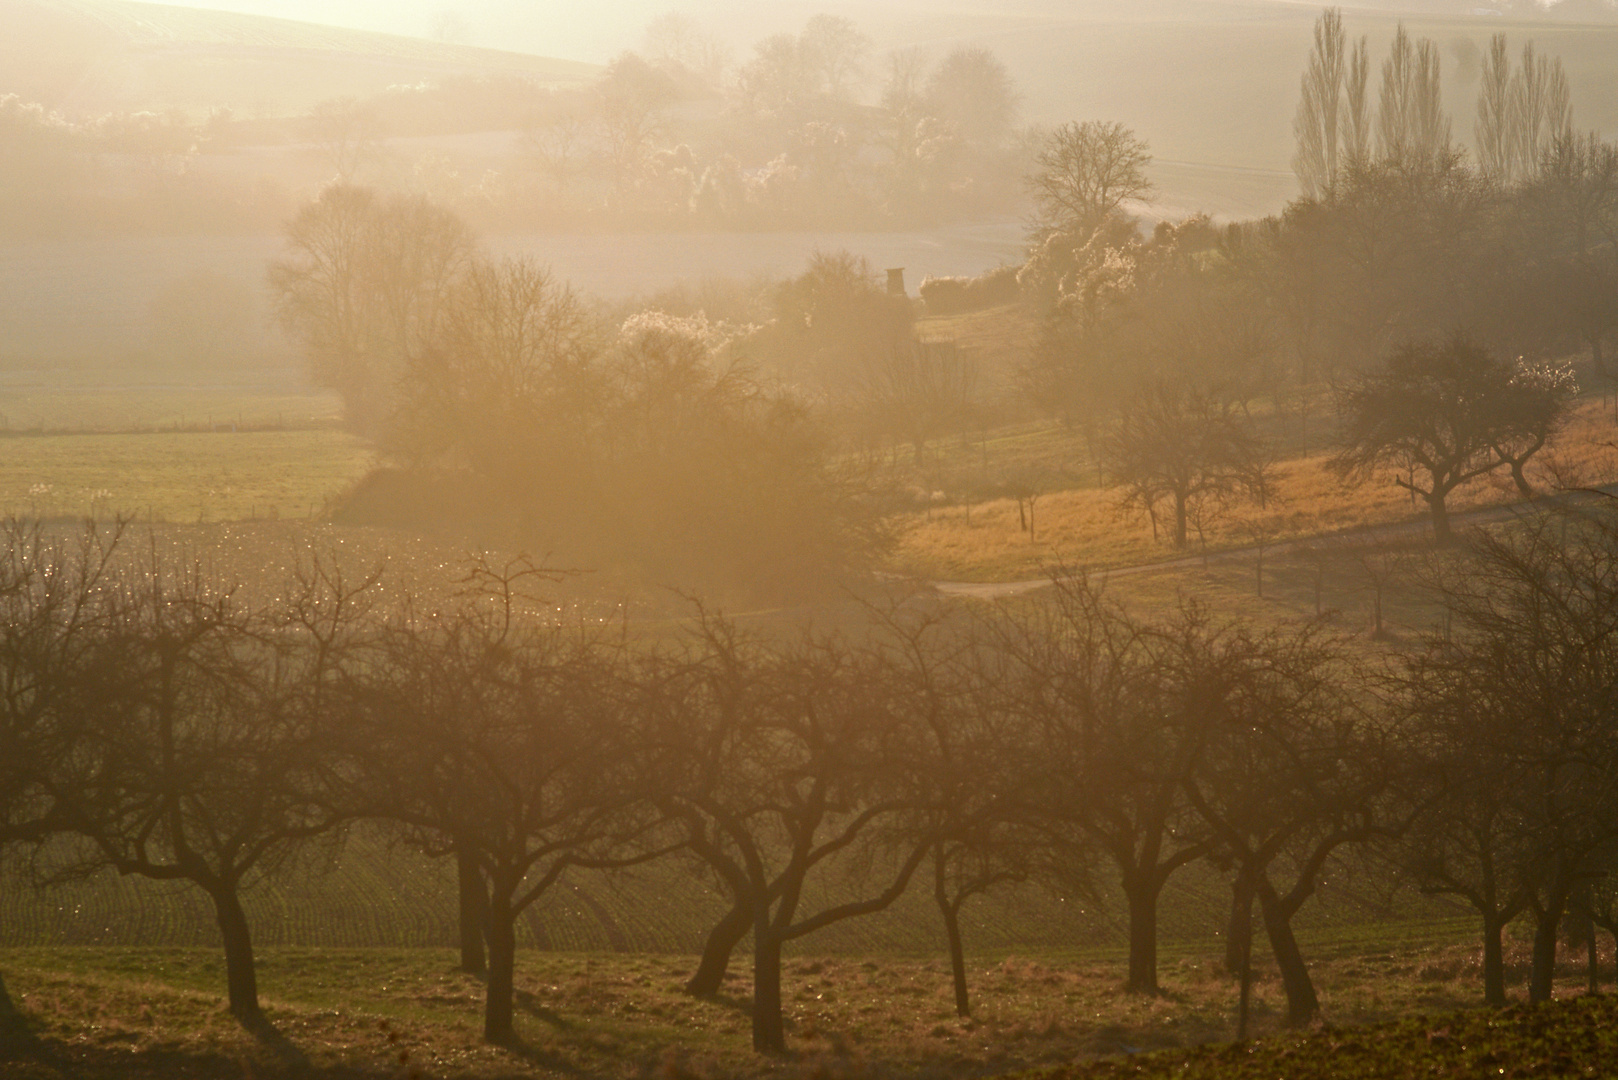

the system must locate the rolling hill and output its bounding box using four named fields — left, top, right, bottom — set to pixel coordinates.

left=0, top=0, right=598, bottom=119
